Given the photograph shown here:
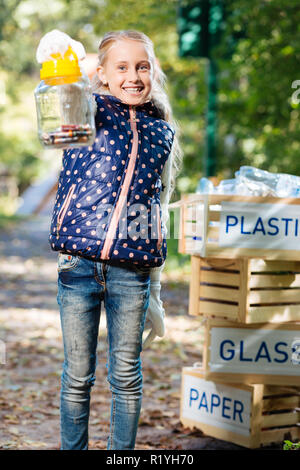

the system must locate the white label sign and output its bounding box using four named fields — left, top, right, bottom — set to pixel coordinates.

left=182, top=373, right=251, bottom=436
left=209, top=327, right=300, bottom=376
left=219, top=201, right=300, bottom=250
